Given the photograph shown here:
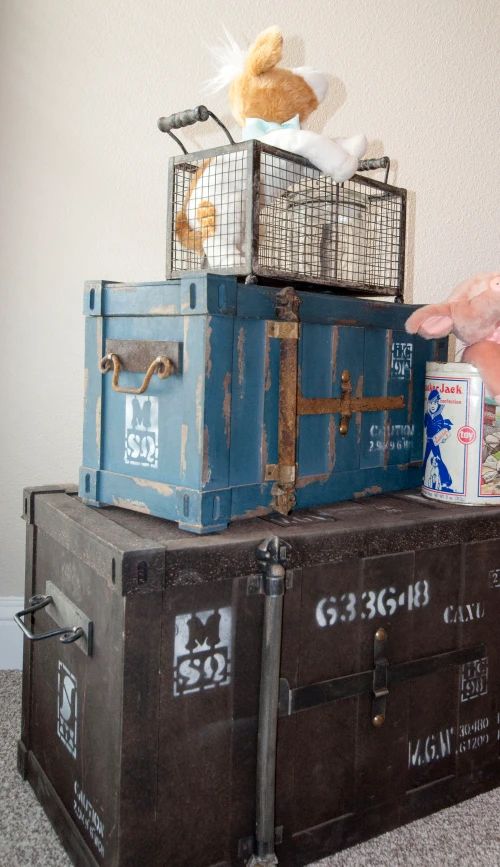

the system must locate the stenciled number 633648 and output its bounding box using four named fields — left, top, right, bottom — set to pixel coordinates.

left=316, top=581, right=430, bottom=627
